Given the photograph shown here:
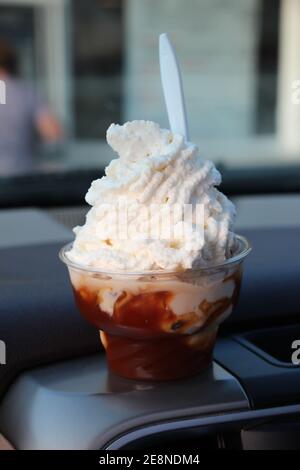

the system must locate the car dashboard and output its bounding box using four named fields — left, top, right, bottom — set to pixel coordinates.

left=0, top=197, right=300, bottom=450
